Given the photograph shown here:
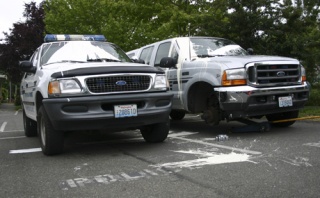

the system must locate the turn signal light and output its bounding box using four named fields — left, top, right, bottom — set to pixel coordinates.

left=222, top=71, right=247, bottom=86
